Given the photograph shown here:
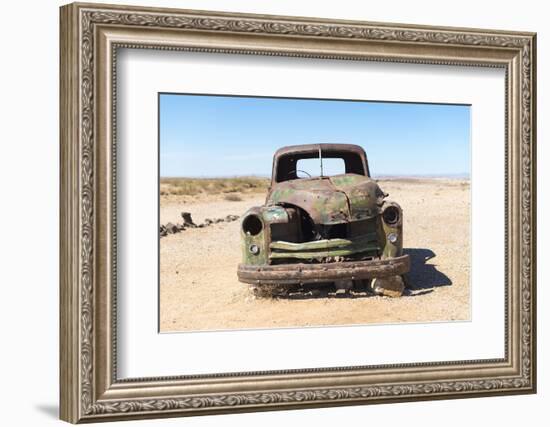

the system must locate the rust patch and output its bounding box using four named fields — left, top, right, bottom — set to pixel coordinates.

left=237, top=255, right=410, bottom=285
